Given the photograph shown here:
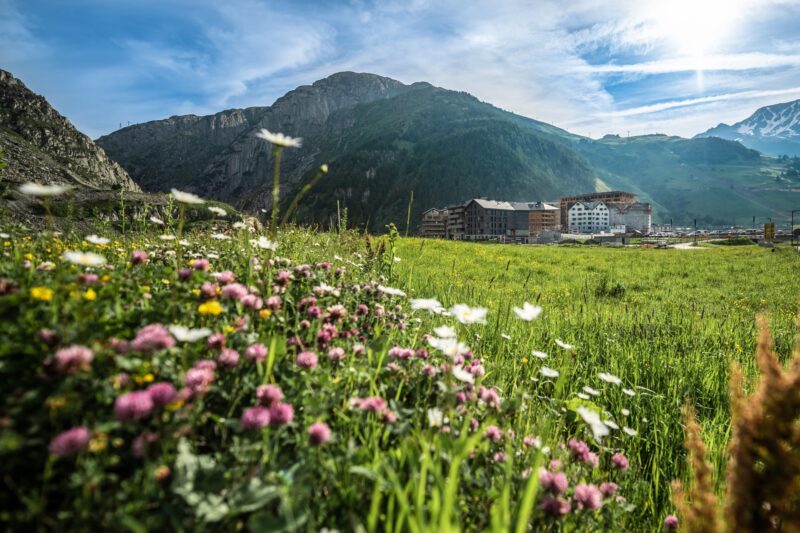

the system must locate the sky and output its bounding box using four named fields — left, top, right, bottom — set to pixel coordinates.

left=2, top=0, right=800, bottom=139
